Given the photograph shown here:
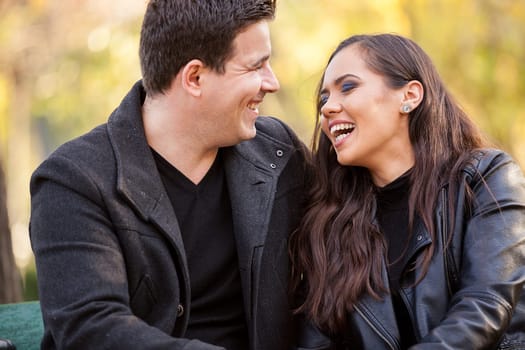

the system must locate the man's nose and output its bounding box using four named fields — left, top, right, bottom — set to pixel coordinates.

left=262, top=64, right=280, bottom=93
